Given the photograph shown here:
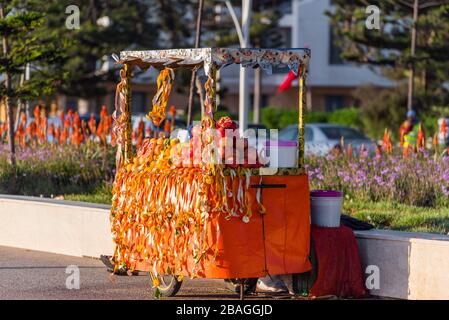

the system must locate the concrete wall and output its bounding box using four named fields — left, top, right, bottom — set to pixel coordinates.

left=355, top=229, right=449, bottom=300
left=0, top=195, right=114, bottom=258
left=1, top=194, right=449, bottom=299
